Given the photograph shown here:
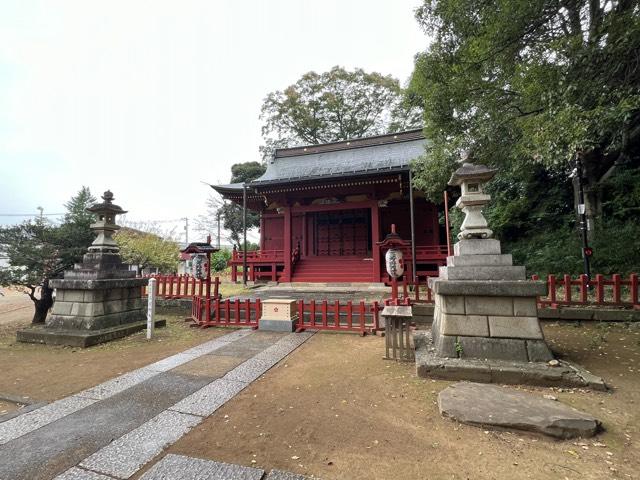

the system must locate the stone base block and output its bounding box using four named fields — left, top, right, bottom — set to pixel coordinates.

left=526, top=340, right=554, bottom=362
left=259, top=318, right=296, bottom=332
left=414, top=331, right=606, bottom=390
left=454, top=239, right=501, bottom=256
left=429, top=280, right=547, bottom=297
left=441, top=314, right=489, bottom=336
left=439, top=265, right=526, bottom=281
left=447, top=254, right=513, bottom=267
left=47, top=308, right=147, bottom=331
left=488, top=316, right=543, bottom=339
left=17, top=319, right=166, bottom=348
left=458, top=336, right=529, bottom=362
